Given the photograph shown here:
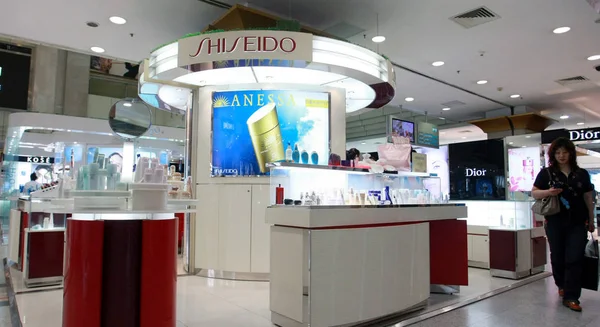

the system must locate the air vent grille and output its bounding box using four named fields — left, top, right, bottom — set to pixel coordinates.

left=451, top=7, right=500, bottom=29
left=555, top=76, right=589, bottom=86
left=441, top=100, right=466, bottom=107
